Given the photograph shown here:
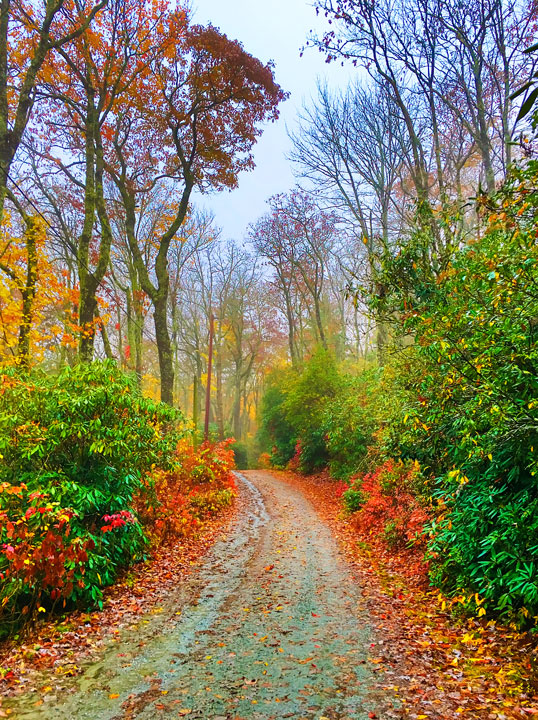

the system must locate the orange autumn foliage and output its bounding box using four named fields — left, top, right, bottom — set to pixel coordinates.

left=0, top=215, right=79, bottom=365
left=346, top=460, right=431, bottom=581
left=135, top=439, right=237, bottom=545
